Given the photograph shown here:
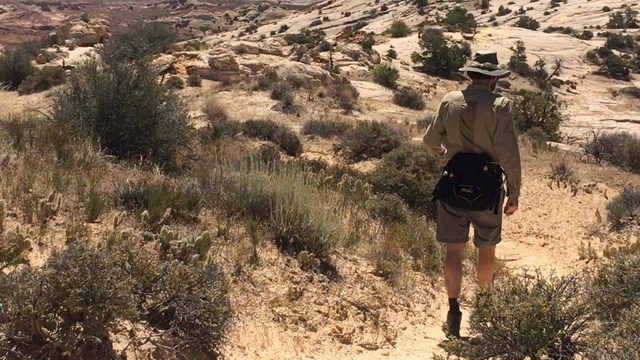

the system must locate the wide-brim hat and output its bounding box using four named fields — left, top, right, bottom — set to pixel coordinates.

left=459, top=50, right=511, bottom=78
